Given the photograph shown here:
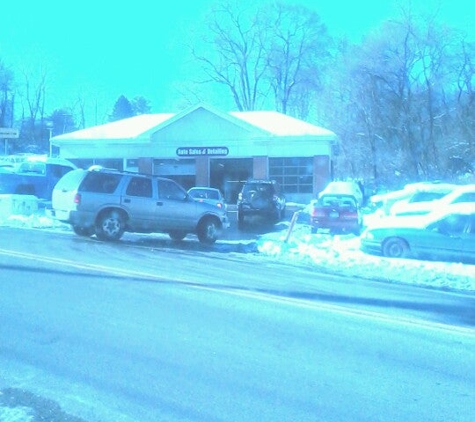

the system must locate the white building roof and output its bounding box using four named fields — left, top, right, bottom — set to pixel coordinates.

left=231, top=111, right=335, bottom=137
left=52, top=105, right=335, bottom=142
left=53, top=113, right=174, bottom=141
